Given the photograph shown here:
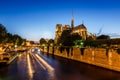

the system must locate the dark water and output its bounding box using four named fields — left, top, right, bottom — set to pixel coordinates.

left=0, top=59, right=21, bottom=80
left=39, top=52, right=120, bottom=80
left=0, top=53, right=28, bottom=80
left=1, top=52, right=120, bottom=80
